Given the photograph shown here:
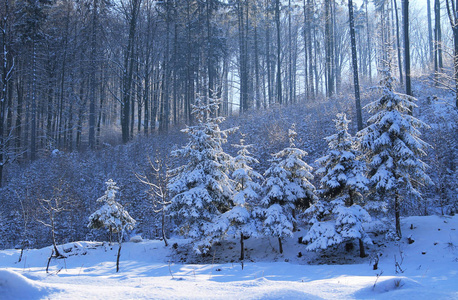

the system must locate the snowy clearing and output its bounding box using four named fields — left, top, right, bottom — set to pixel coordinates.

left=1, top=215, right=457, bottom=299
